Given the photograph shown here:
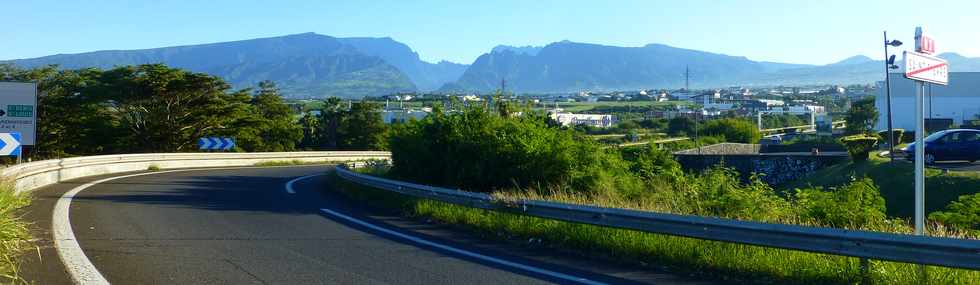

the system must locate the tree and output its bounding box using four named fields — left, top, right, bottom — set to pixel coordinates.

left=298, top=113, right=320, bottom=149
left=242, top=81, right=303, bottom=152
left=845, top=97, right=879, bottom=135
left=96, top=64, right=248, bottom=152
left=667, top=117, right=696, bottom=136
left=318, top=97, right=346, bottom=149
left=339, top=102, right=387, bottom=150
left=2, top=65, right=119, bottom=157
